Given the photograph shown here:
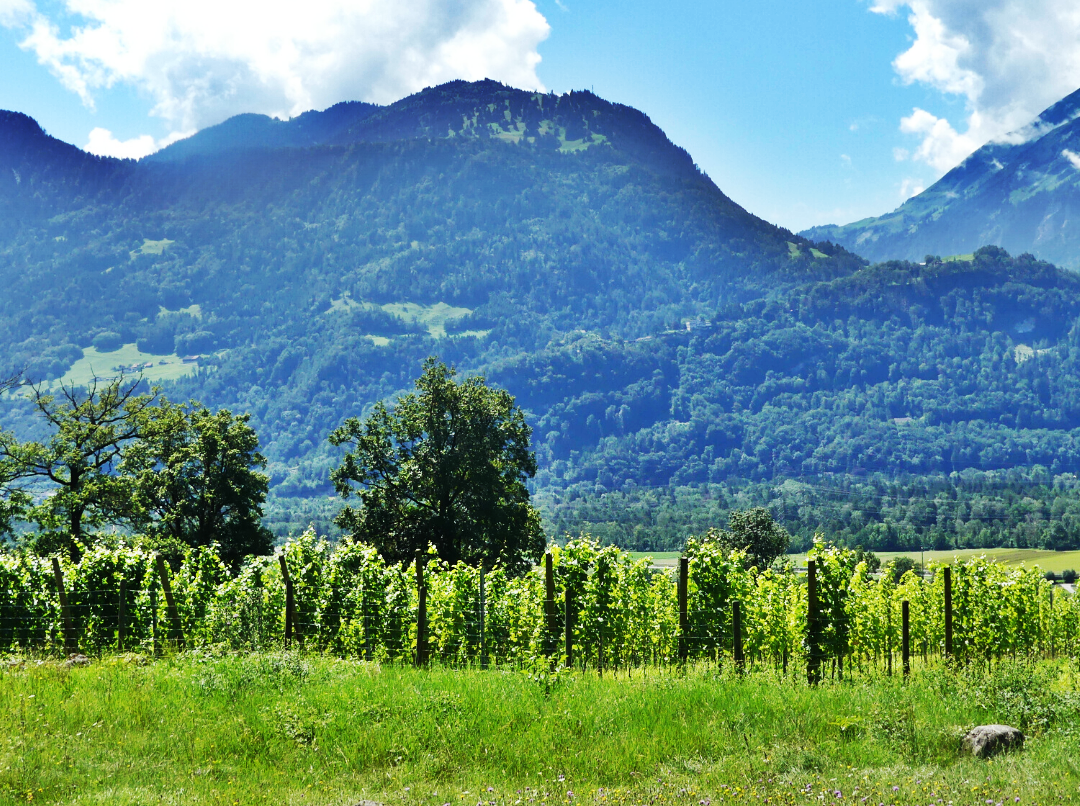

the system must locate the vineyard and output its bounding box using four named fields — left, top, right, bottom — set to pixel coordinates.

left=1, top=532, right=1075, bottom=675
